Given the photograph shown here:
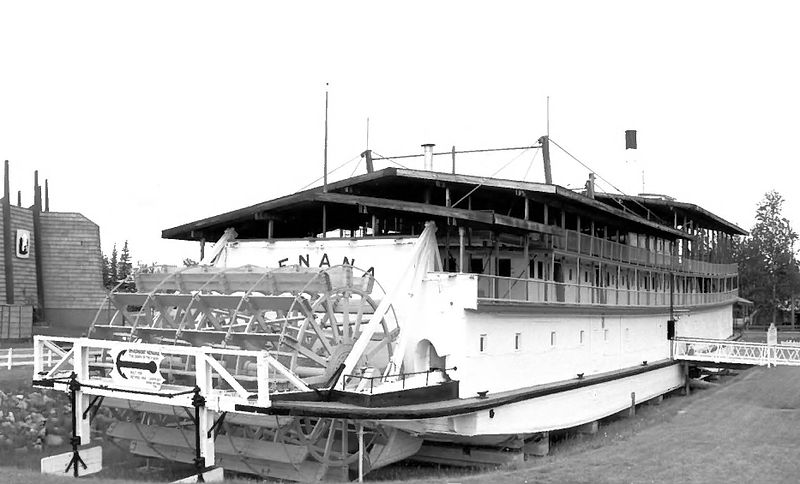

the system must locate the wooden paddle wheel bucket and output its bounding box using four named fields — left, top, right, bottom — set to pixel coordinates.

left=88, top=264, right=420, bottom=481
